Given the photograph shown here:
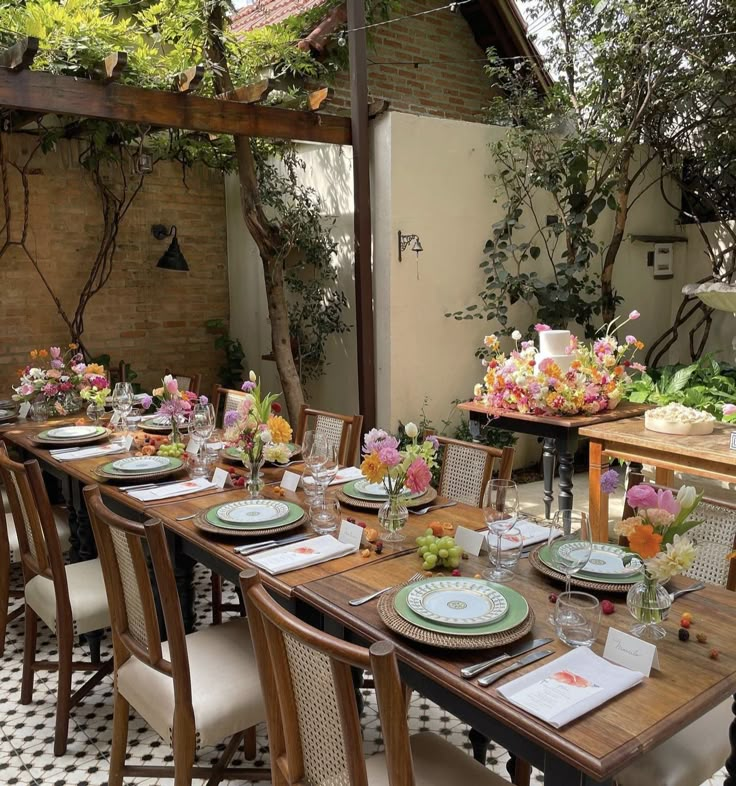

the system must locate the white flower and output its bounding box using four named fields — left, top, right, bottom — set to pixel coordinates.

left=163, top=374, right=173, bottom=385
left=259, top=429, right=272, bottom=444
left=249, top=369, right=257, bottom=383
left=646, top=534, right=697, bottom=581
left=264, top=443, right=290, bottom=464
left=511, top=329, right=522, bottom=341
left=676, top=485, right=697, bottom=510
left=405, top=422, right=418, bottom=439
left=473, top=383, right=483, bottom=397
